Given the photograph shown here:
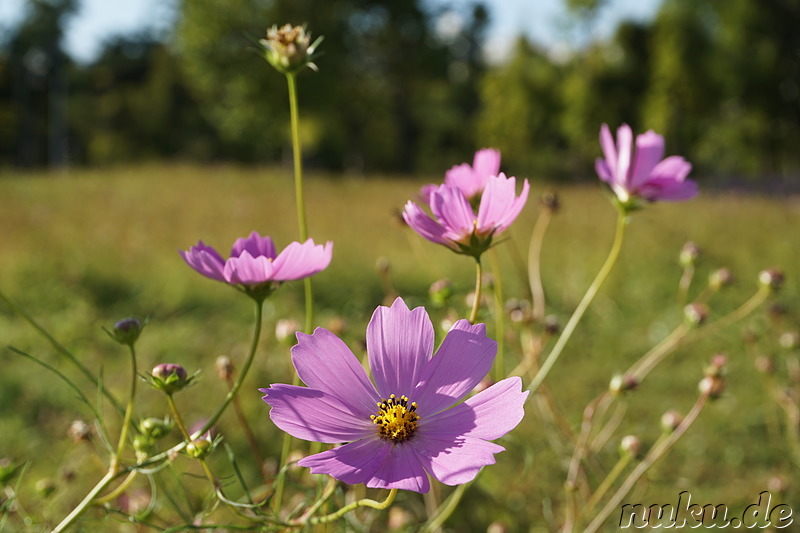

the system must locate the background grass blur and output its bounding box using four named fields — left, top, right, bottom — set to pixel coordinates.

left=0, top=165, right=798, bottom=530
